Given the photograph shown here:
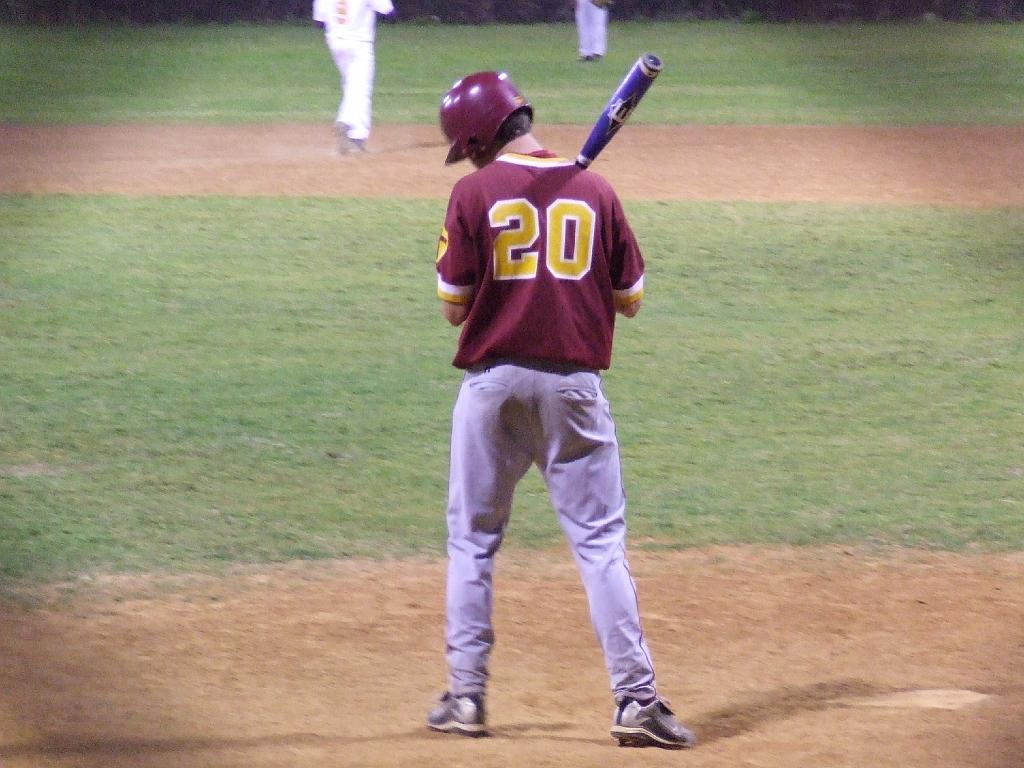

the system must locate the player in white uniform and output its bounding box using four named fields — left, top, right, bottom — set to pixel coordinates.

left=313, top=0, right=395, bottom=153
left=575, top=0, right=608, bottom=62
